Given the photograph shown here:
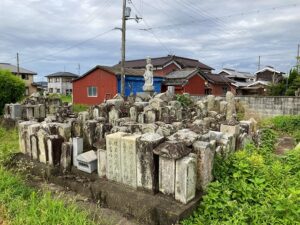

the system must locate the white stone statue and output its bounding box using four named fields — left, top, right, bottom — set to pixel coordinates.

left=143, top=57, right=154, bottom=92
